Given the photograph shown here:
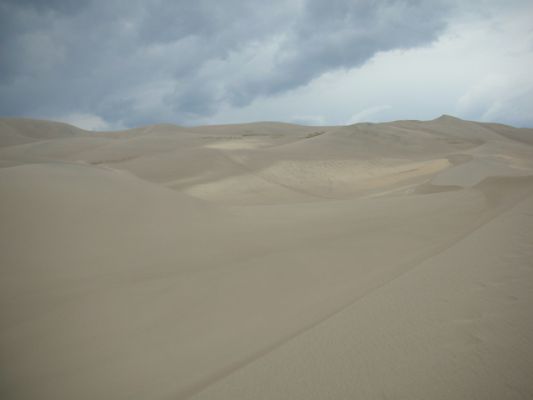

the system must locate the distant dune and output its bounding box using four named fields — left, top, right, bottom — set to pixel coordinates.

left=1, top=116, right=532, bottom=399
